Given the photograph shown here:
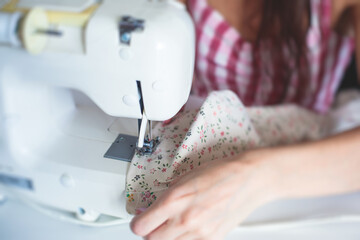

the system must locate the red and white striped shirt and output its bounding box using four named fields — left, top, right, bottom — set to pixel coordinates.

left=188, top=0, right=355, bottom=113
